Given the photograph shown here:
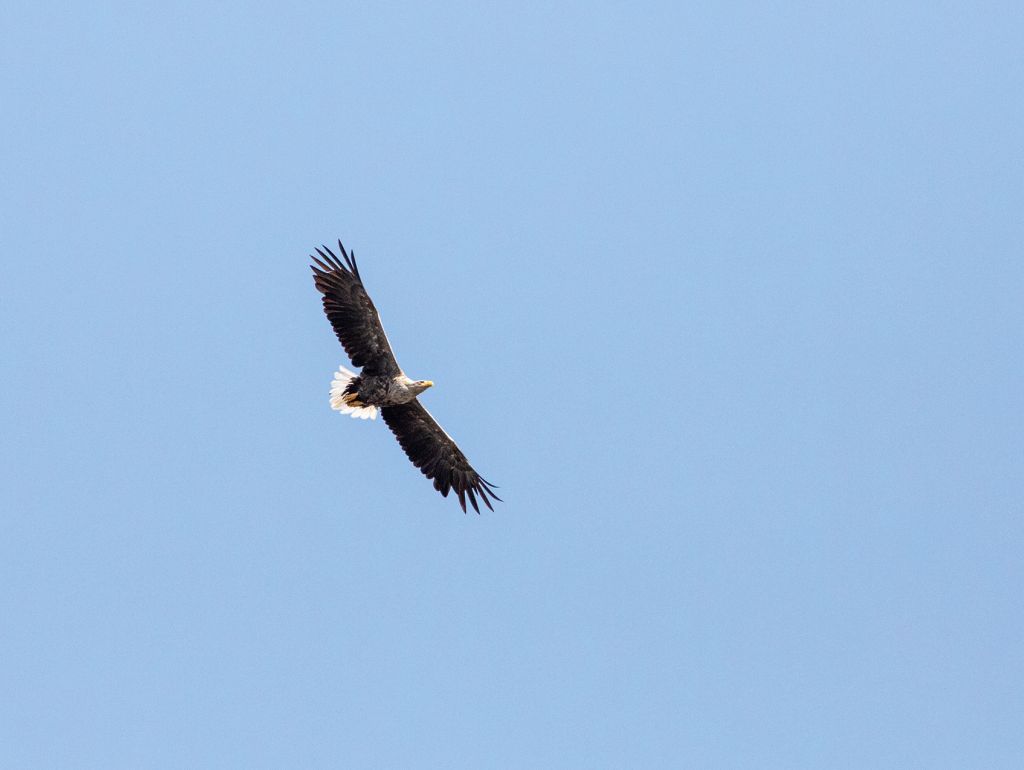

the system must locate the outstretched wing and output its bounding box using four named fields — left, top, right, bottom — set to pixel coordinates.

left=310, top=241, right=401, bottom=377
left=381, top=400, right=501, bottom=513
